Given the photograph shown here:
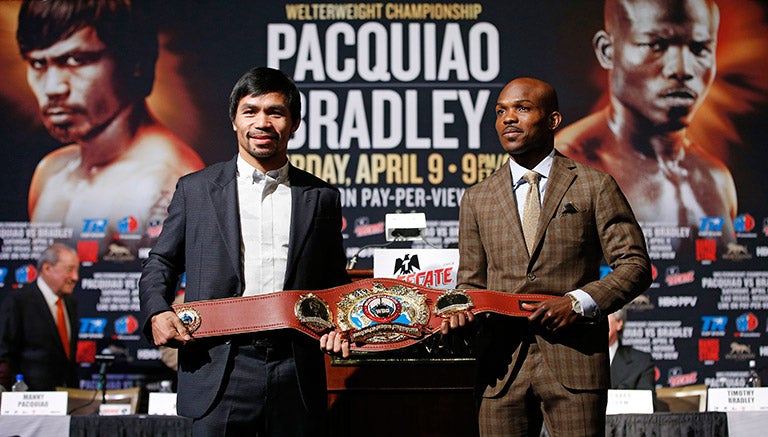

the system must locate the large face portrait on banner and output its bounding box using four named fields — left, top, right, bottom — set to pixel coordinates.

left=556, top=0, right=768, bottom=257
